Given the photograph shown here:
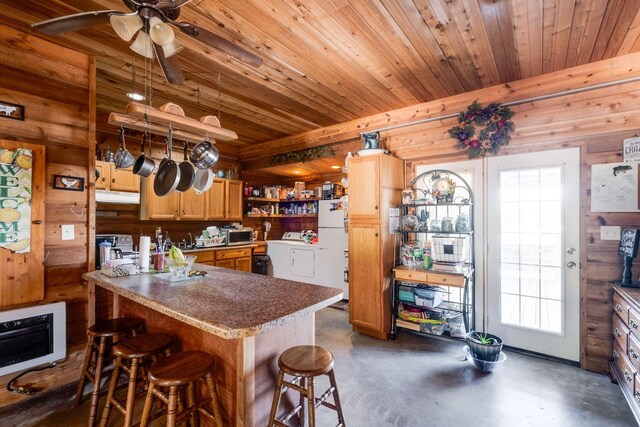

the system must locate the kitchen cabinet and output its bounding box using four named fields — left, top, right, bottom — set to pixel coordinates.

left=611, top=285, right=640, bottom=424
left=179, top=186, right=208, bottom=220
left=185, top=247, right=253, bottom=272
left=347, top=153, right=403, bottom=340
left=140, top=175, right=207, bottom=220
left=348, top=155, right=381, bottom=220
left=95, top=160, right=139, bottom=192
left=207, top=178, right=243, bottom=221
left=215, top=247, right=252, bottom=272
